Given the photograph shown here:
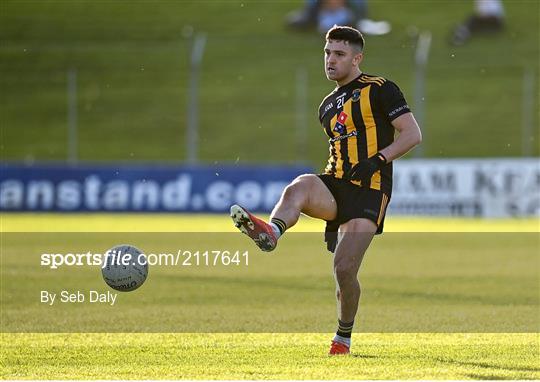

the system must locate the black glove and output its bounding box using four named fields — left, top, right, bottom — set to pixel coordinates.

left=345, top=152, right=387, bottom=185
